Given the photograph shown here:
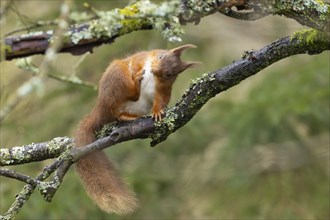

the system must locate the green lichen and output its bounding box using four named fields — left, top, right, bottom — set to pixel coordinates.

left=150, top=109, right=180, bottom=146
left=119, top=4, right=139, bottom=17
left=275, top=0, right=329, bottom=19
left=179, top=0, right=228, bottom=24
left=67, top=0, right=184, bottom=44
left=1, top=184, right=34, bottom=219
left=37, top=178, right=61, bottom=202
left=1, top=44, right=12, bottom=54
left=47, top=137, right=73, bottom=161
left=0, top=148, right=14, bottom=165
left=47, top=137, right=73, bottom=154
left=96, top=122, right=119, bottom=139
left=291, top=28, right=330, bottom=55
left=292, top=28, right=329, bottom=45
left=151, top=72, right=217, bottom=146
left=14, top=146, right=31, bottom=160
